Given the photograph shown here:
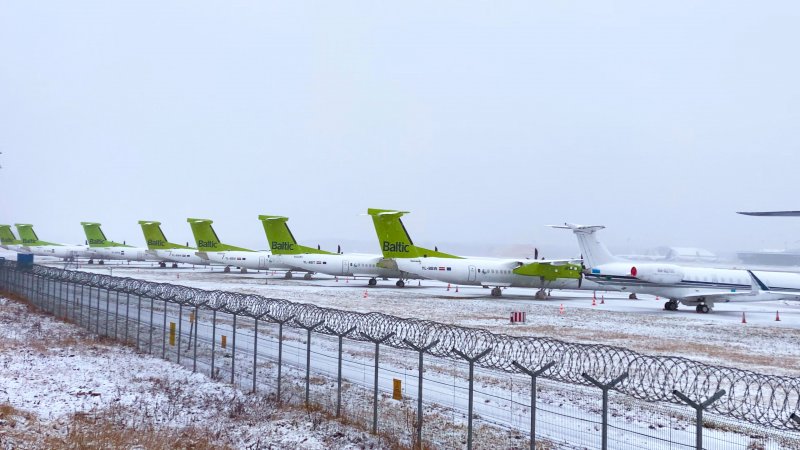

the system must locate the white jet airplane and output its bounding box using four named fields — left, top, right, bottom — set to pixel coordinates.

left=552, top=223, right=800, bottom=312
